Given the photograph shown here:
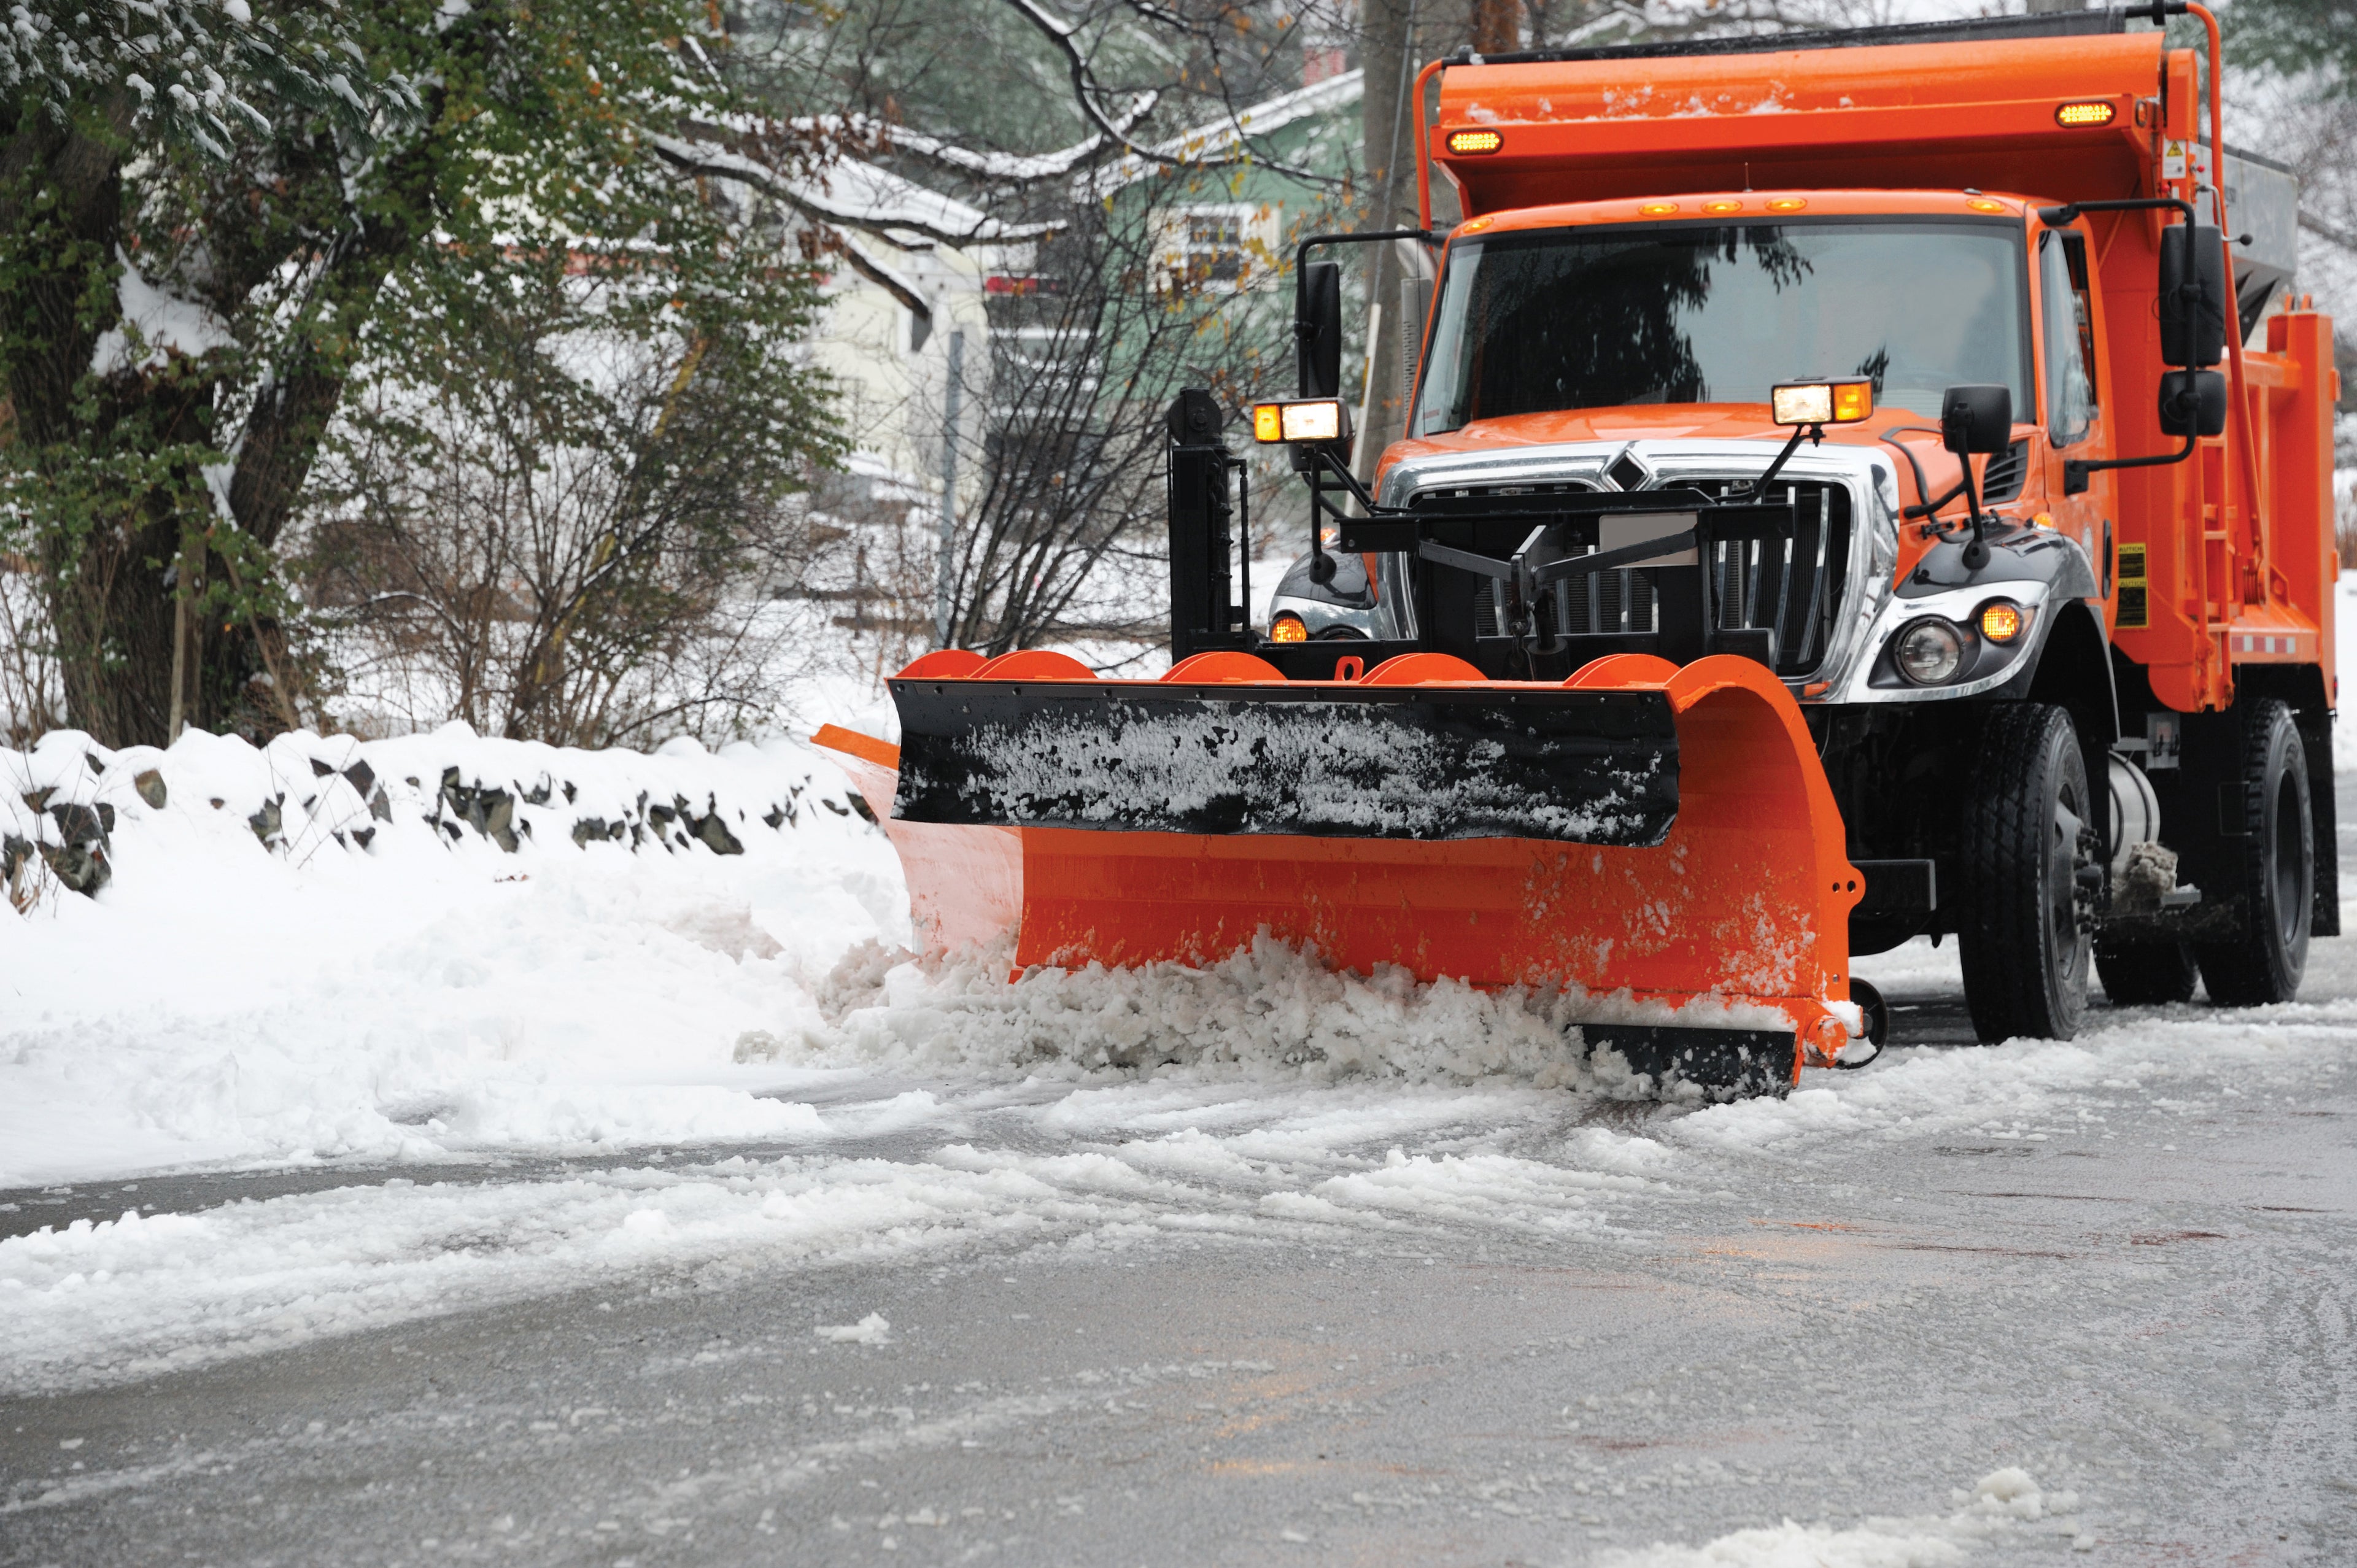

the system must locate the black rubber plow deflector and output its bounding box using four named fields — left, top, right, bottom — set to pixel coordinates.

left=890, top=679, right=1679, bottom=843
left=1583, top=1024, right=1796, bottom=1097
